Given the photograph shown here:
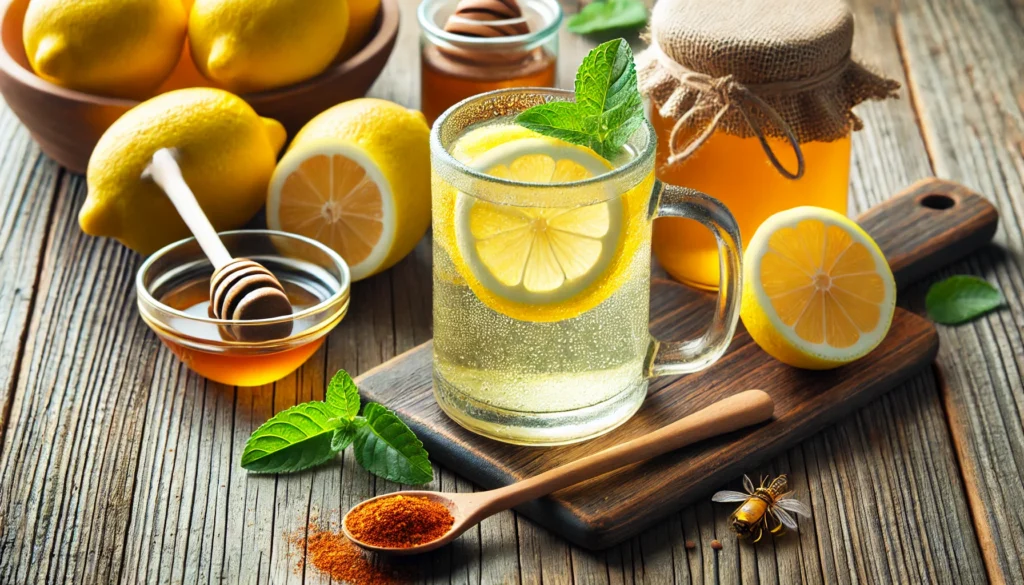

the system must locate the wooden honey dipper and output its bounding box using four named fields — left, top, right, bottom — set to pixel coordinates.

left=439, top=0, right=533, bottom=65
left=144, top=148, right=293, bottom=342
left=444, top=0, right=530, bottom=37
